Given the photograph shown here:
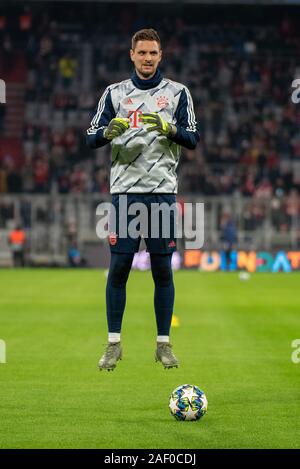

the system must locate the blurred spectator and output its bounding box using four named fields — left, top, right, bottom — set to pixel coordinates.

left=68, top=242, right=86, bottom=267
left=33, top=157, right=50, bottom=192
left=57, top=168, right=70, bottom=194
left=21, top=162, right=34, bottom=193
left=70, top=165, right=88, bottom=193
left=220, top=213, right=237, bottom=270
left=285, top=189, right=300, bottom=228
left=0, top=163, right=7, bottom=192
left=254, top=178, right=273, bottom=198
left=59, top=54, right=77, bottom=89
left=7, top=167, right=23, bottom=193
left=8, top=225, right=26, bottom=267
left=93, top=166, right=109, bottom=193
